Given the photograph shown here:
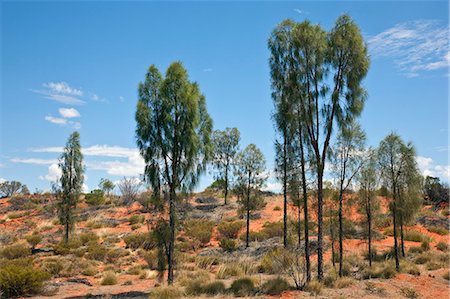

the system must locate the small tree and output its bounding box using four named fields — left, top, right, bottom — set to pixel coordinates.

left=0, top=181, right=29, bottom=198
left=58, top=131, right=84, bottom=243
left=329, top=121, right=366, bottom=276
left=99, top=178, right=115, bottom=196
left=234, top=144, right=267, bottom=248
left=423, top=176, right=449, bottom=206
left=211, top=128, right=241, bottom=205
